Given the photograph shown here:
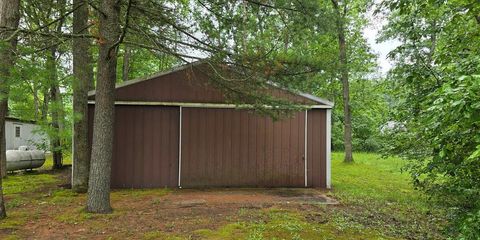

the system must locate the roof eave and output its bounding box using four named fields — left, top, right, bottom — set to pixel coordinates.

left=297, top=92, right=334, bottom=107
